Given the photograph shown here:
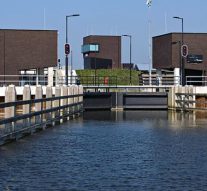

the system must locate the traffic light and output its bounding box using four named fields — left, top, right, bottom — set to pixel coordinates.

left=65, top=43, right=70, bottom=55
left=181, top=44, right=188, bottom=57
